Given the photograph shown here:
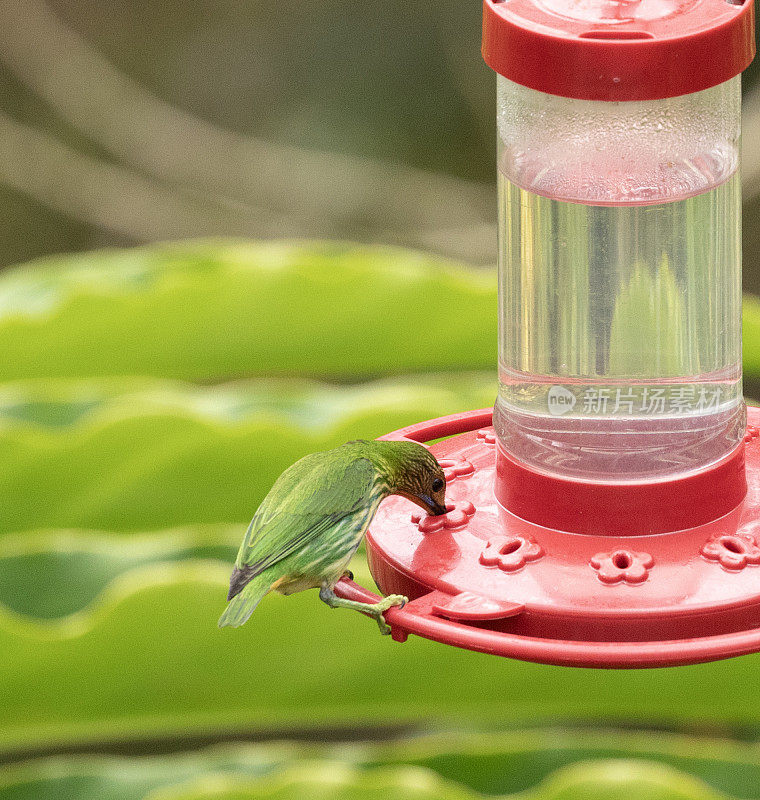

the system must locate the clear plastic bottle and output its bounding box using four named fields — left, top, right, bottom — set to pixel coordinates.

left=493, top=75, right=745, bottom=482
